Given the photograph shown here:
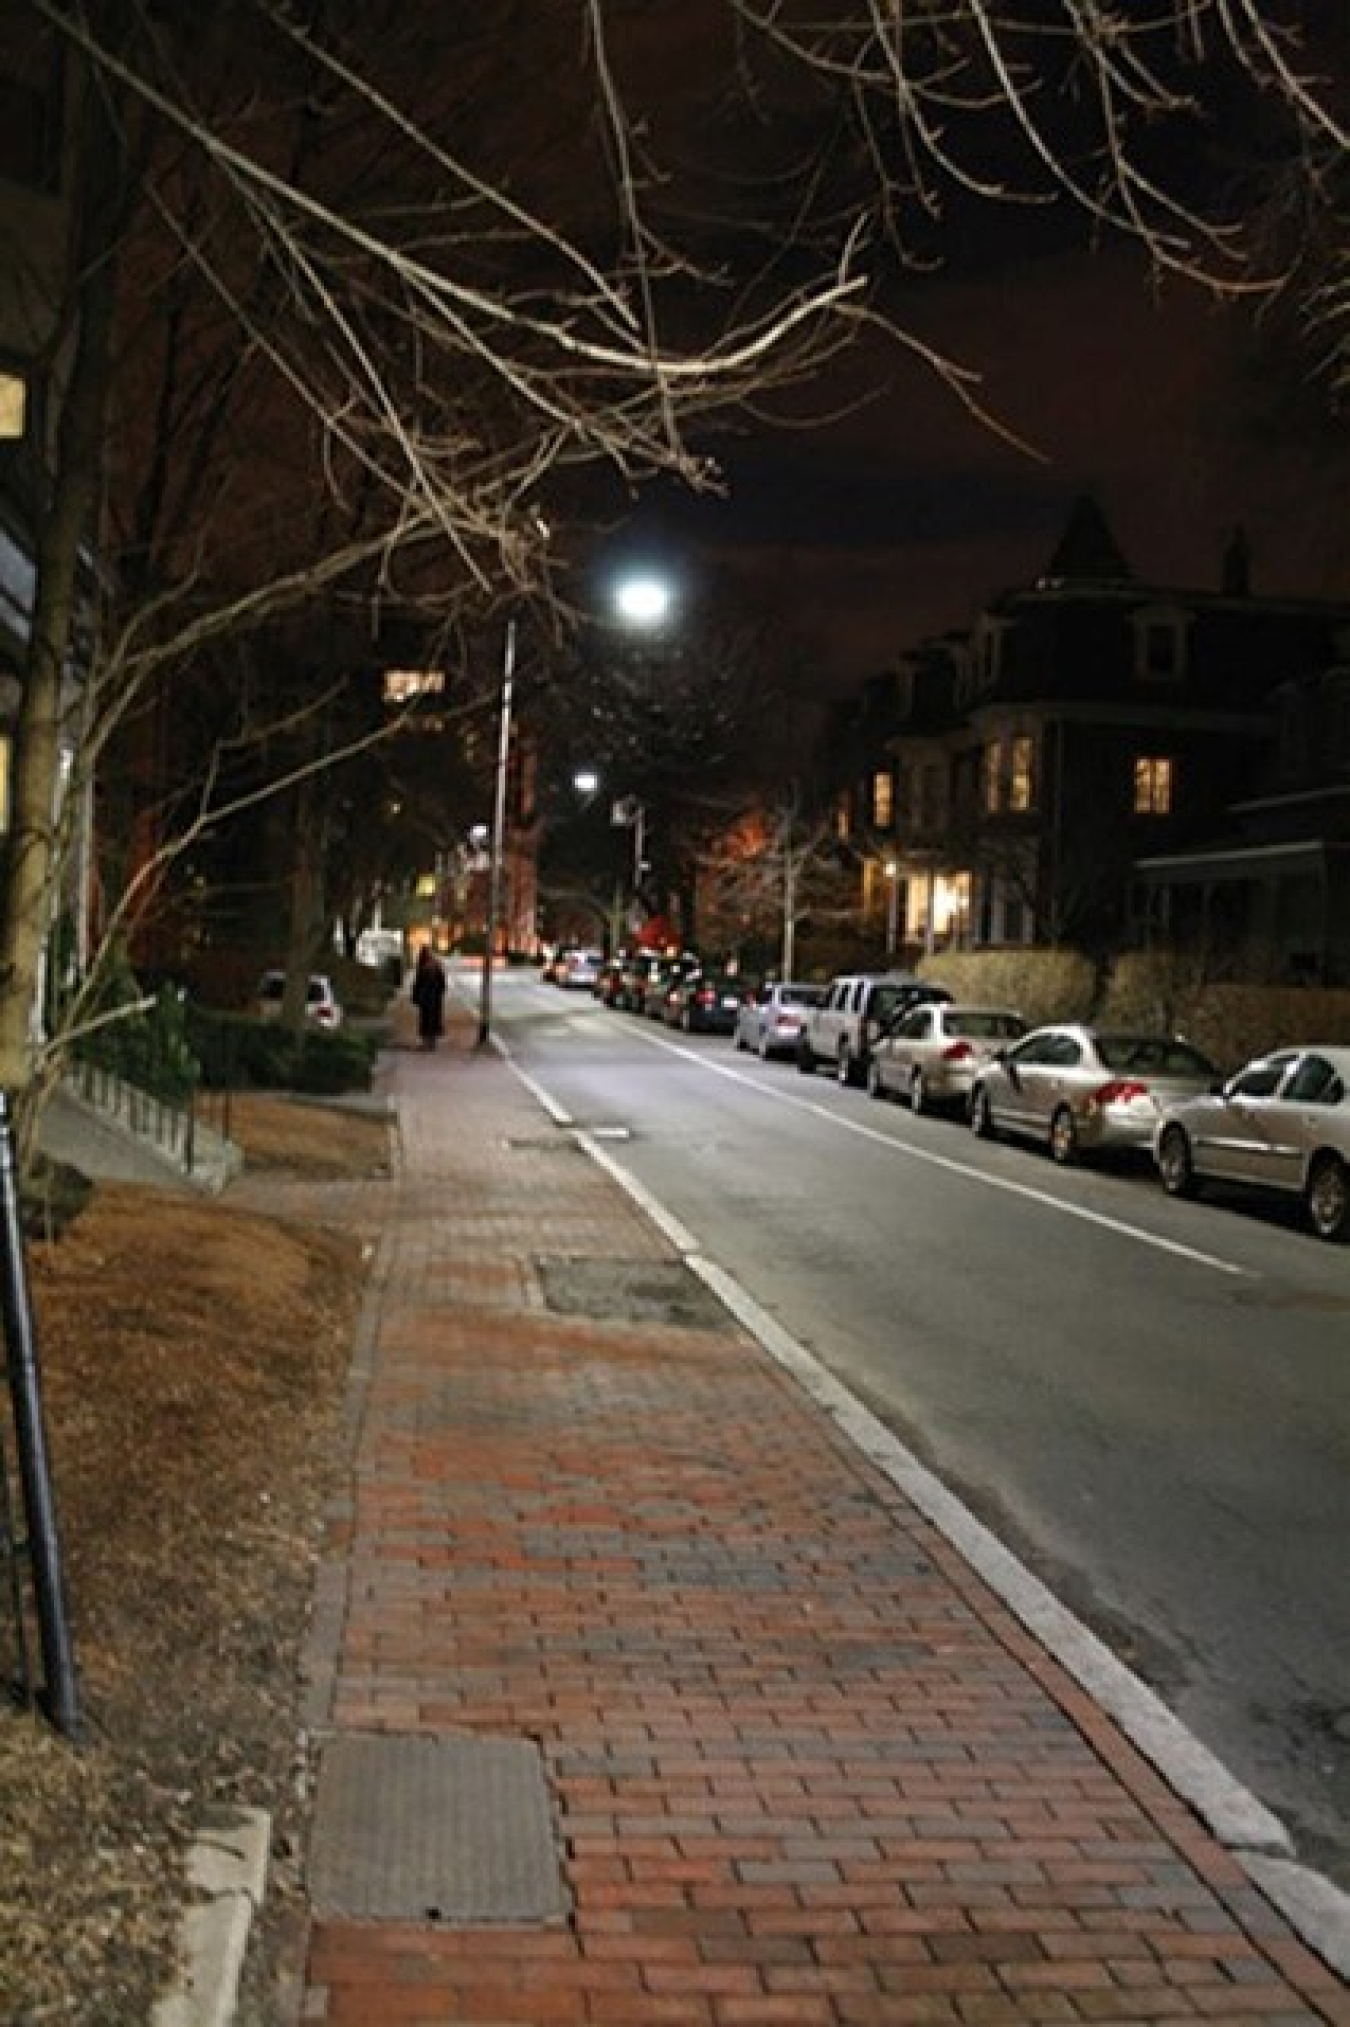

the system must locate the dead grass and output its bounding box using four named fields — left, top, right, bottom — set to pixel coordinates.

left=0, top=1094, right=388, bottom=2026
